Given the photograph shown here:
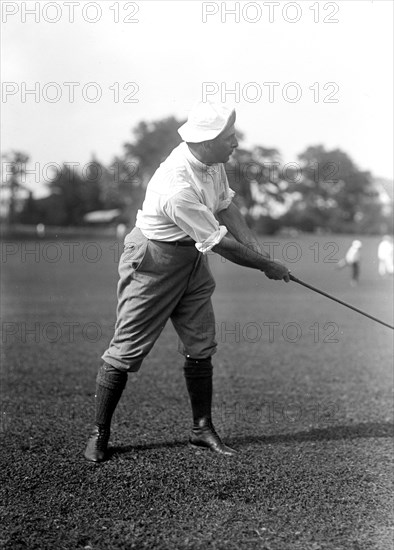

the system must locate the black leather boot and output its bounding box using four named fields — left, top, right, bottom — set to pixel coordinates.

left=189, top=417, right=237, bottom=456
left=184, top=357, right=237, bottom=457
left=84, top=426, right=110, bottom=462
